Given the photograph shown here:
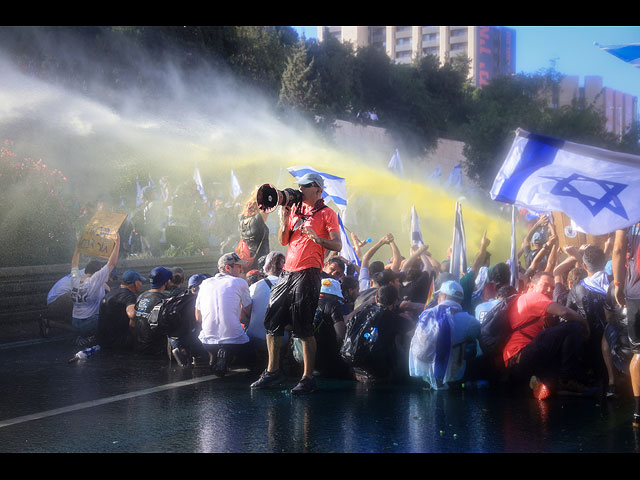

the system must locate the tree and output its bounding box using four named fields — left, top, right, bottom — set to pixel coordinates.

left=278, top=40, right=319, bottom=115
